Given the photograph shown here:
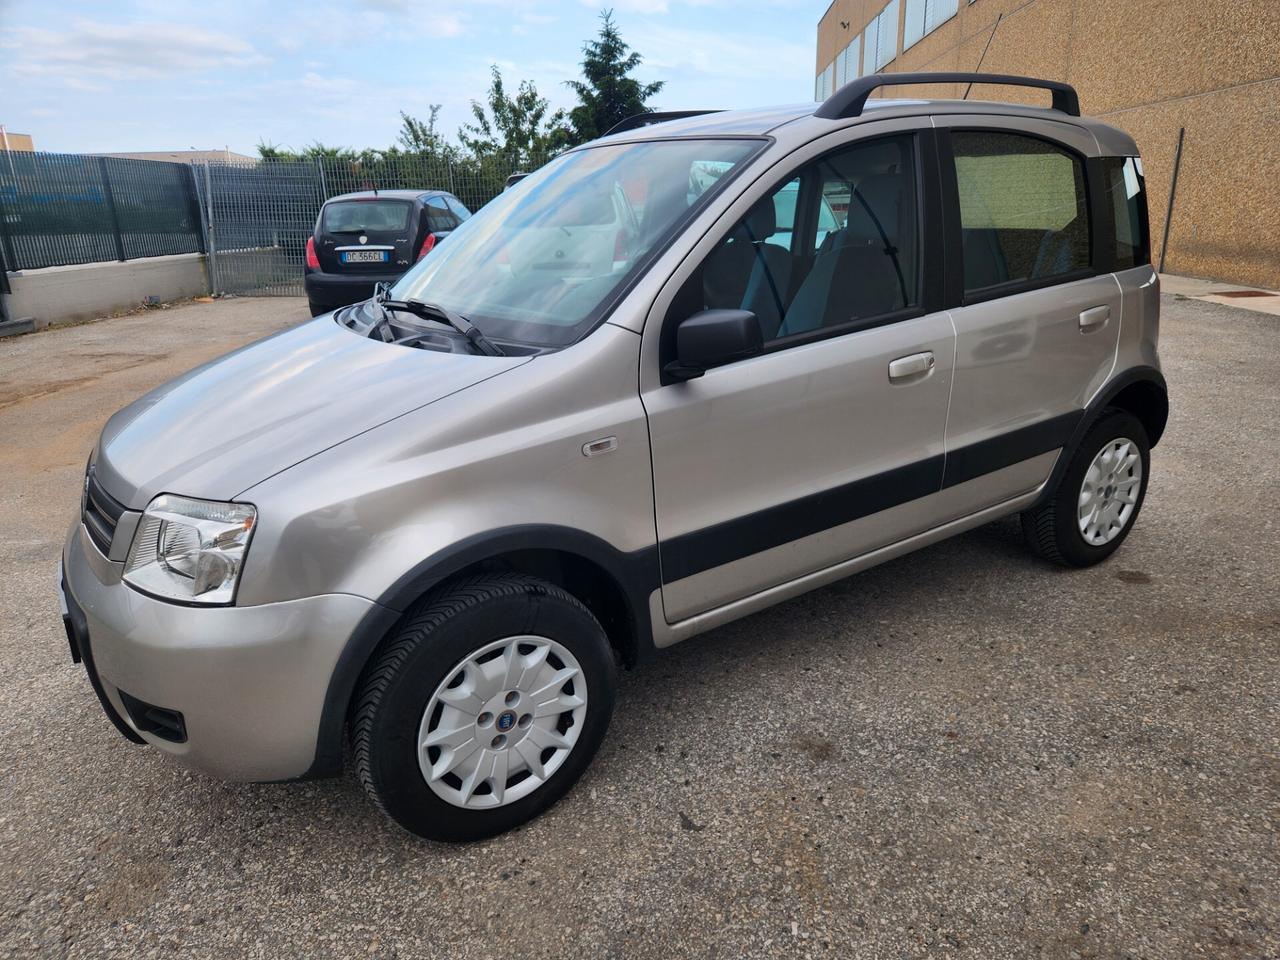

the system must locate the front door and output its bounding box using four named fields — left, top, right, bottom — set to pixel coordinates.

left=641, top=129, right=957, bottom=623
